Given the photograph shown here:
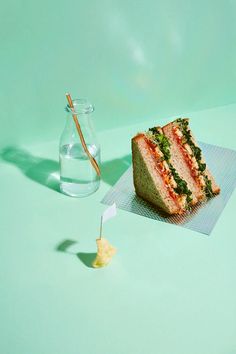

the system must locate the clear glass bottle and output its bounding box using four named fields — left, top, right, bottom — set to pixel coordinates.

left=59, top=98, right=101, bottom=197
